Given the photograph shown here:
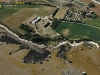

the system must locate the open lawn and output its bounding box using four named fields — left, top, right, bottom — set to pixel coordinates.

left=0, top=5, right=56, bottom=34
left=55, top=22, right=100, bottom=41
